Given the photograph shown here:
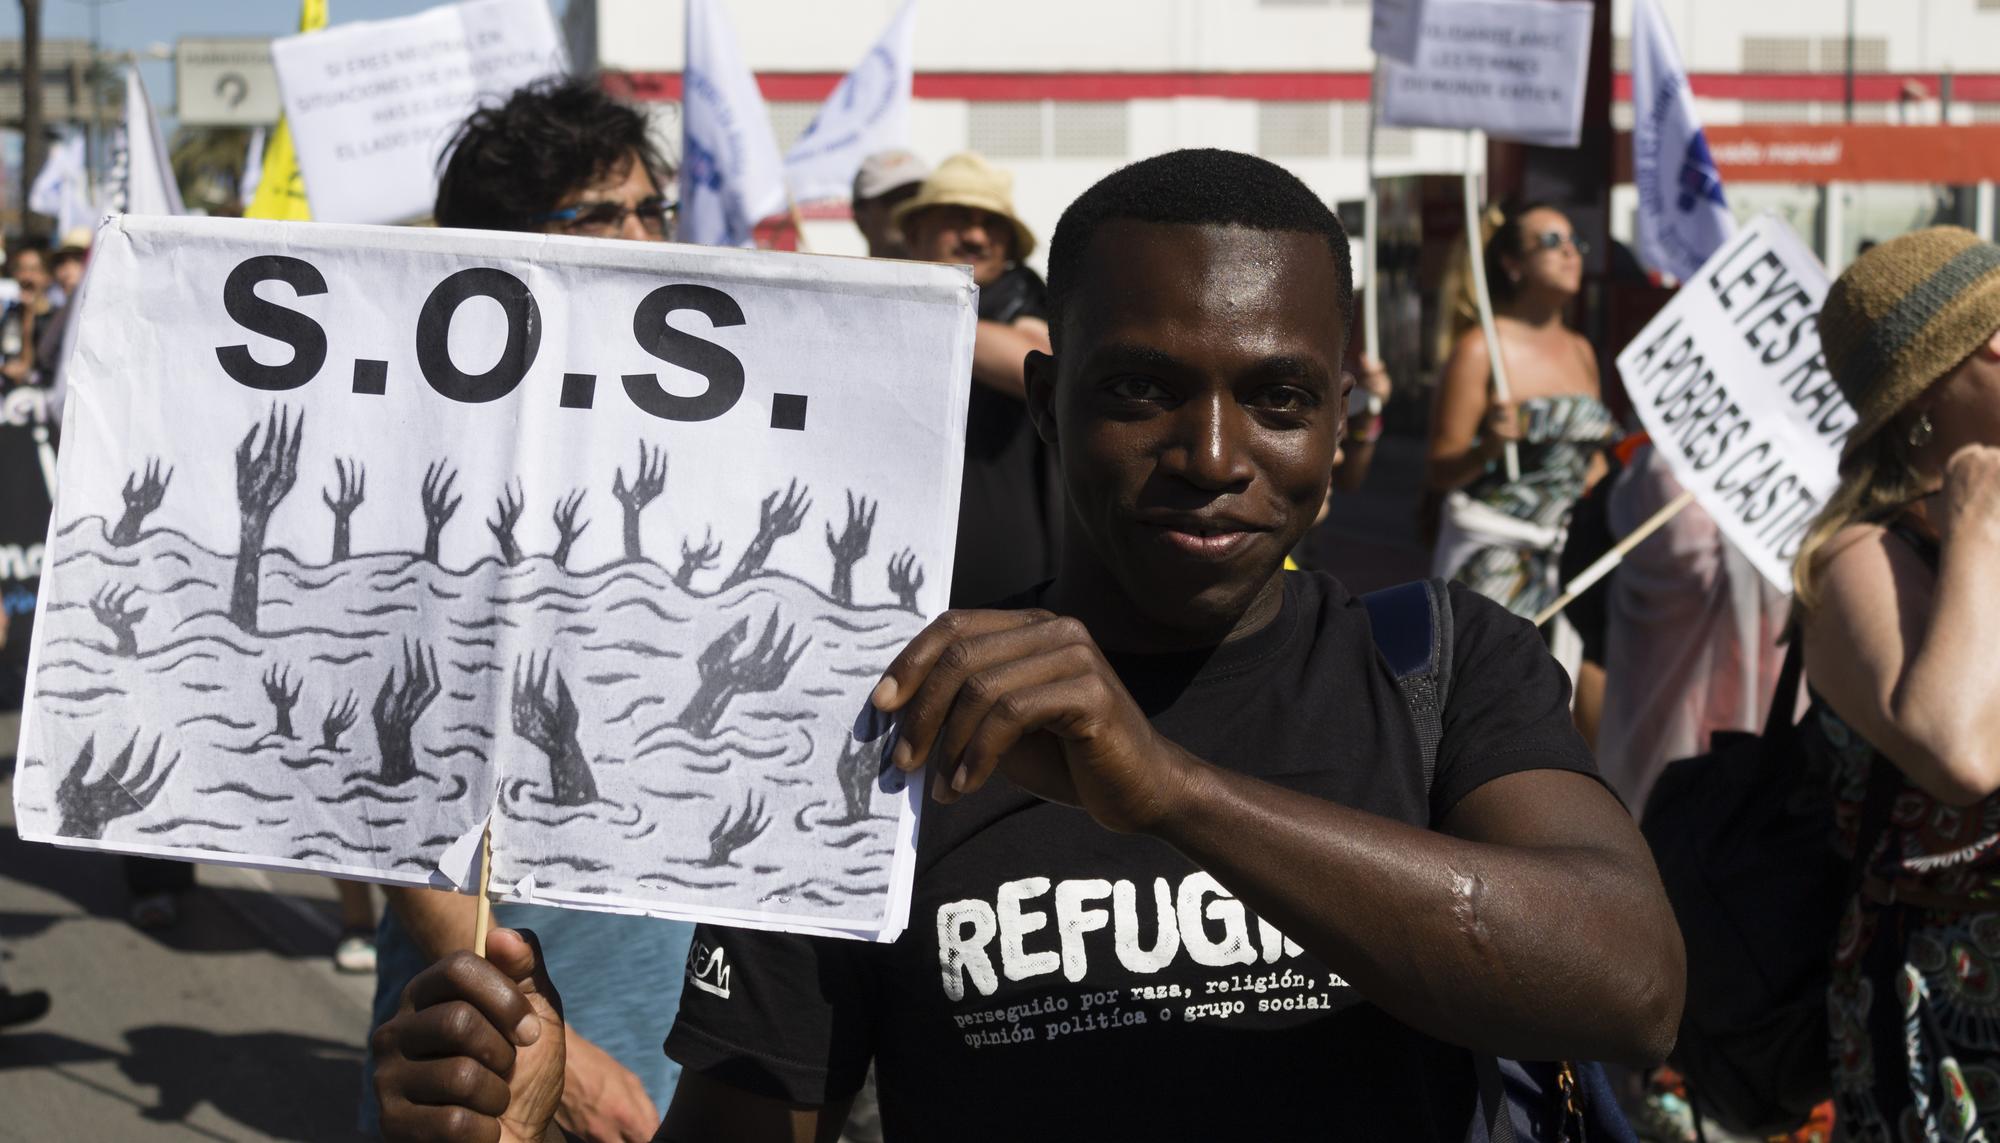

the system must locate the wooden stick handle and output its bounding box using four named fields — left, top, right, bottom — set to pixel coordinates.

left=1460, top=130, right=1519, bottom=483
left=472, top=823, right=493, bottom=958
left=1533, top=489, right=1698, bottom=628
